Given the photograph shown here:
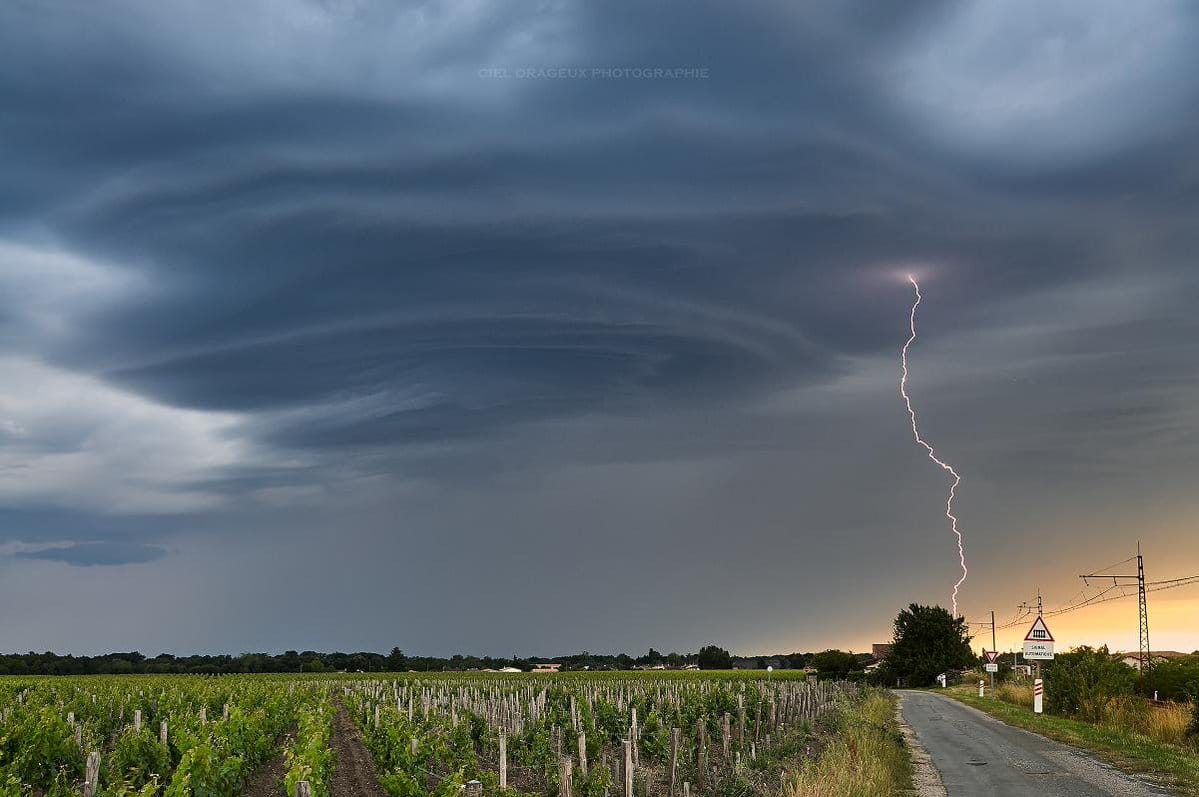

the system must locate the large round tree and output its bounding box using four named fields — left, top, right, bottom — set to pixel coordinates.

left=879, top=603, right=974, bottom=687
